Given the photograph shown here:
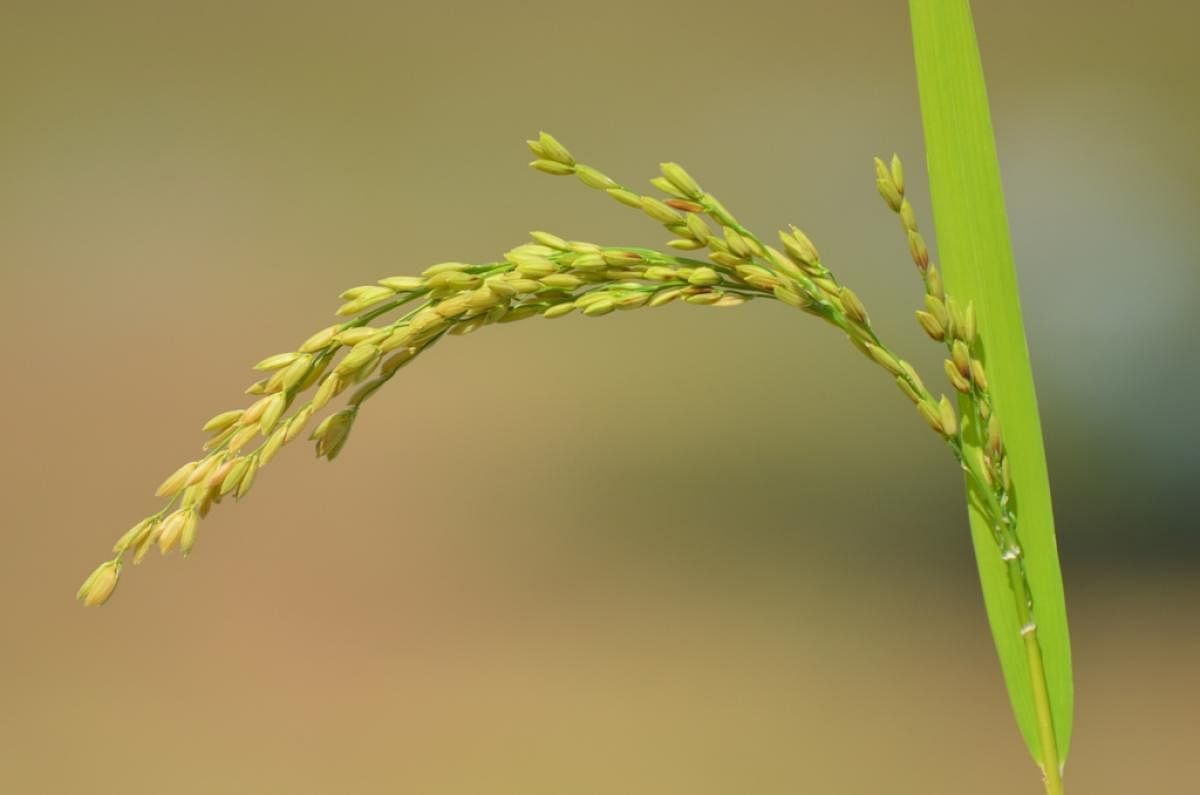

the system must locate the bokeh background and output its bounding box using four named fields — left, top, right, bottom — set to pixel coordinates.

left=2, top=1, right=1196, bottom=792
